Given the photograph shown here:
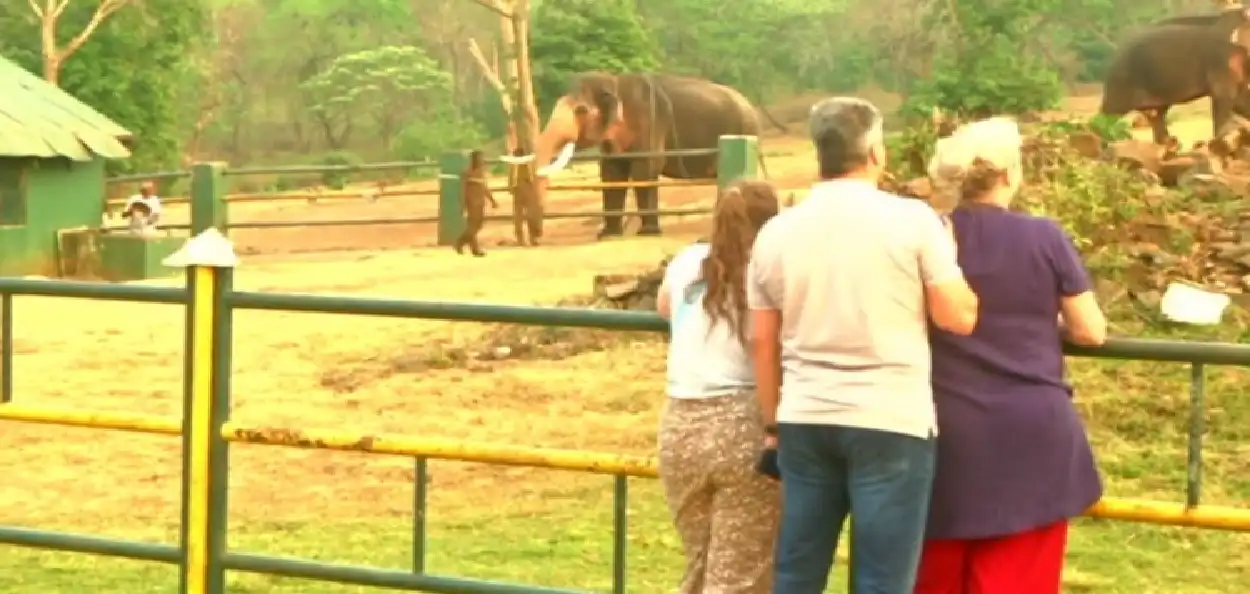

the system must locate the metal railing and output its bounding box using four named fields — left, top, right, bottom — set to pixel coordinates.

left=2, top=270, right=1249, bottom=594
left=100, top=147, right=727, bottom=238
